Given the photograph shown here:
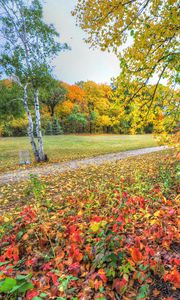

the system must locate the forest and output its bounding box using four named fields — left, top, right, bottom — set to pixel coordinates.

left=0, top=78, right=178, bottom=136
